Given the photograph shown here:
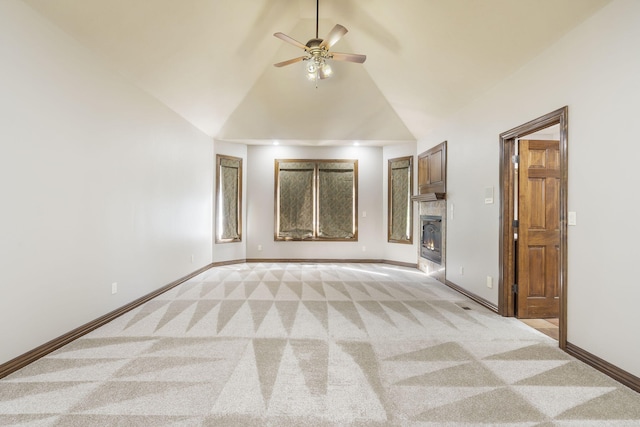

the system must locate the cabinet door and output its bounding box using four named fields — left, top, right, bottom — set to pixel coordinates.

left=418, top=141, right=446, bottom=194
